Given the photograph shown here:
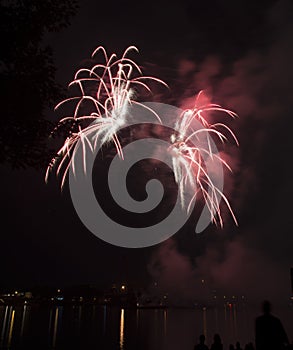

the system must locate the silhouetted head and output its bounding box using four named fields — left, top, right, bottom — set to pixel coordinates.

left=229, top=344, right=235, bottom=350
left=214, top=334, right=222, bottom=344
left=236, top=341, right=241, bottom=349
left=244, top=344, right=254, bottom=350
left=199, top=334, right=205, bottom=344
left=262, top=300, right=271, bottom=315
